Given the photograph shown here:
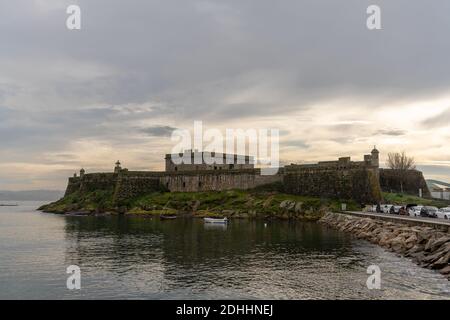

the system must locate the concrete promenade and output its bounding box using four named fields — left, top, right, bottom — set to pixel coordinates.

left=345, top=211, right=450, bottom=232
